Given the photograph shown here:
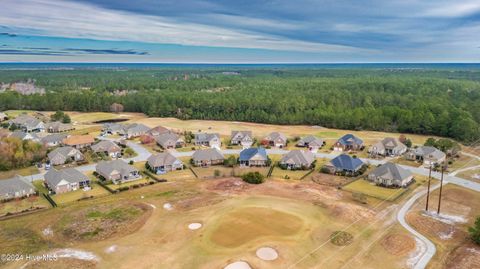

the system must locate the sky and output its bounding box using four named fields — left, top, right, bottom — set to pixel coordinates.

left=0, top=0, right=479, bottom=63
